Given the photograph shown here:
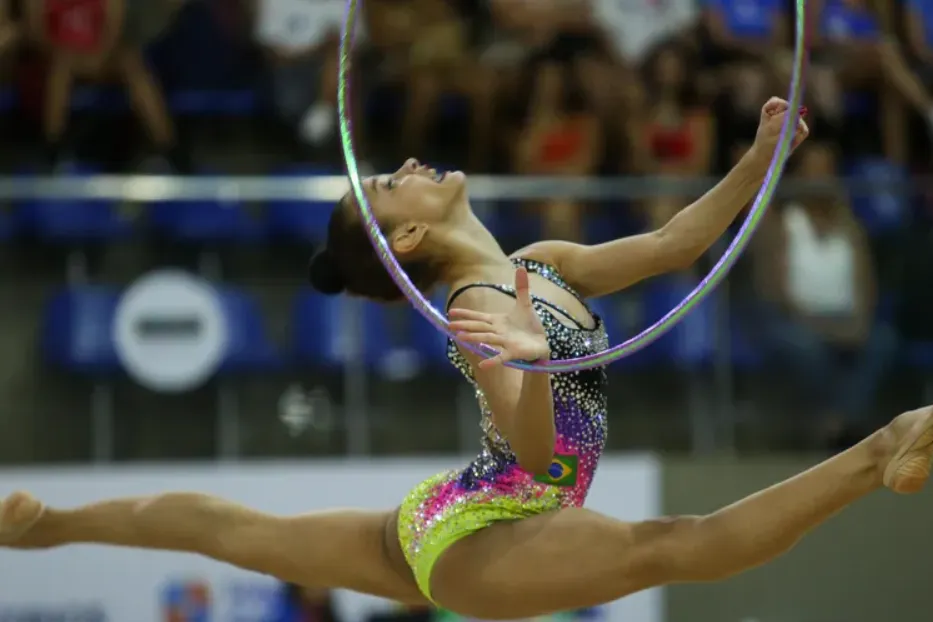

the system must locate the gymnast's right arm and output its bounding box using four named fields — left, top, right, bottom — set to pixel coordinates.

left=517, top=98, right=810, bottom=299
left=448, top=285, right=556, bottom=476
